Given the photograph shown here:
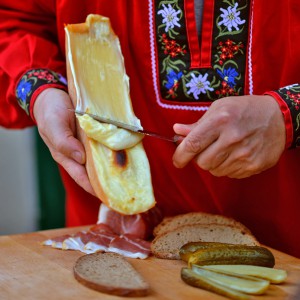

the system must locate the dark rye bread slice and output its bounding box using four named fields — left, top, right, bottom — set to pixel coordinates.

left=74, top=252, right=150, bottom=297
left=151, top=223, right=260, bottom=260
left=153, top=212, right=252, bottom=237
